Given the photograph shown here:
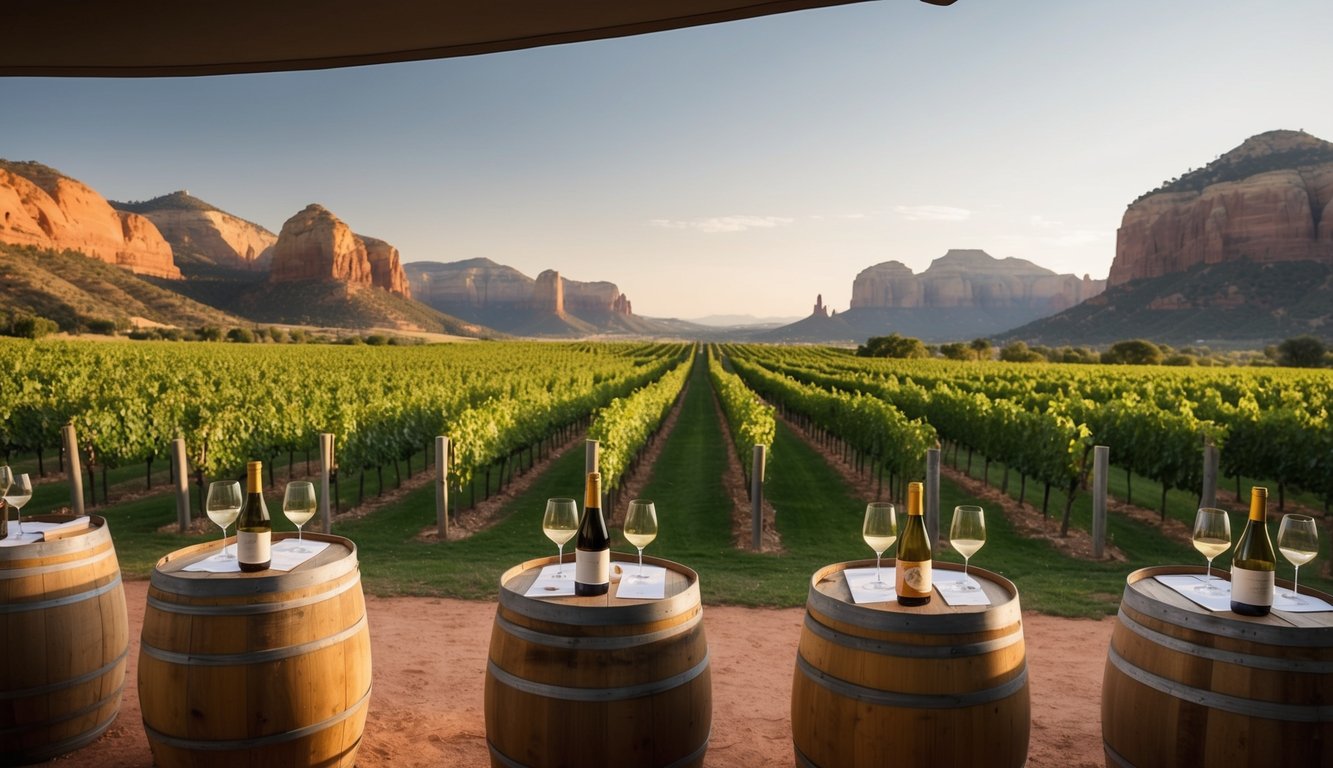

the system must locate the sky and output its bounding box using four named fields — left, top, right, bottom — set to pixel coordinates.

left=2, top=0, right=1331, bottom=320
